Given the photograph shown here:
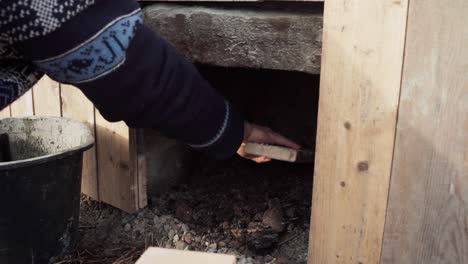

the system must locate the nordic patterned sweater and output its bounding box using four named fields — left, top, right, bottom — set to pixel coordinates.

left=0, top=0, right=244, bottom=159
